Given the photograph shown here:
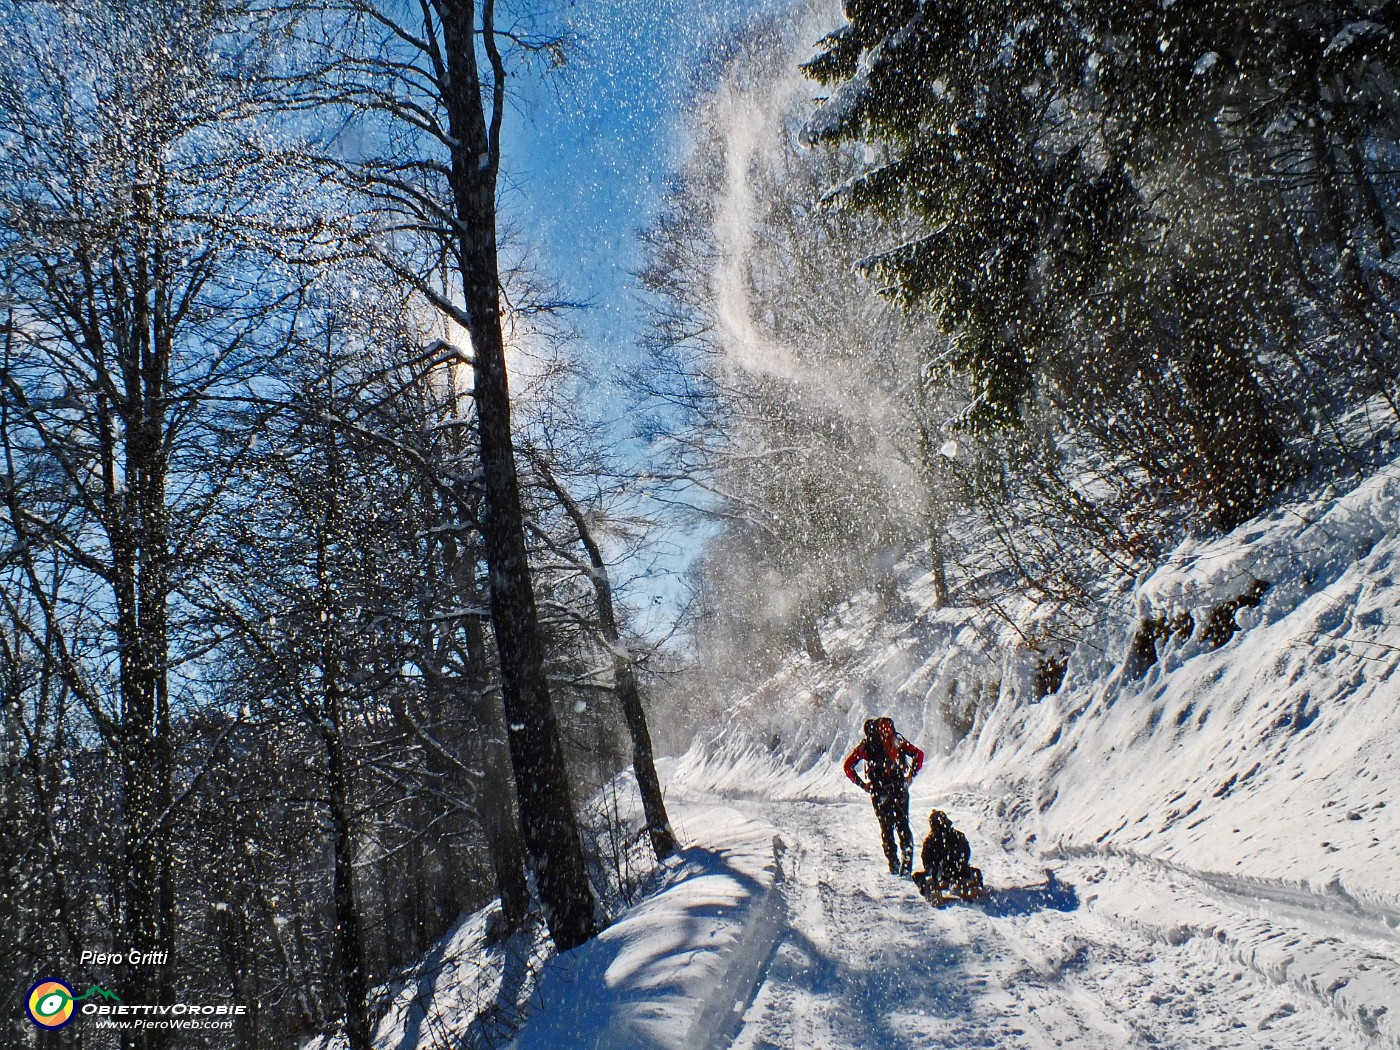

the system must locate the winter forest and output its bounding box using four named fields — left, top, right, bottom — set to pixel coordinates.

left=3, top=1, right=1399, bottom=1048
